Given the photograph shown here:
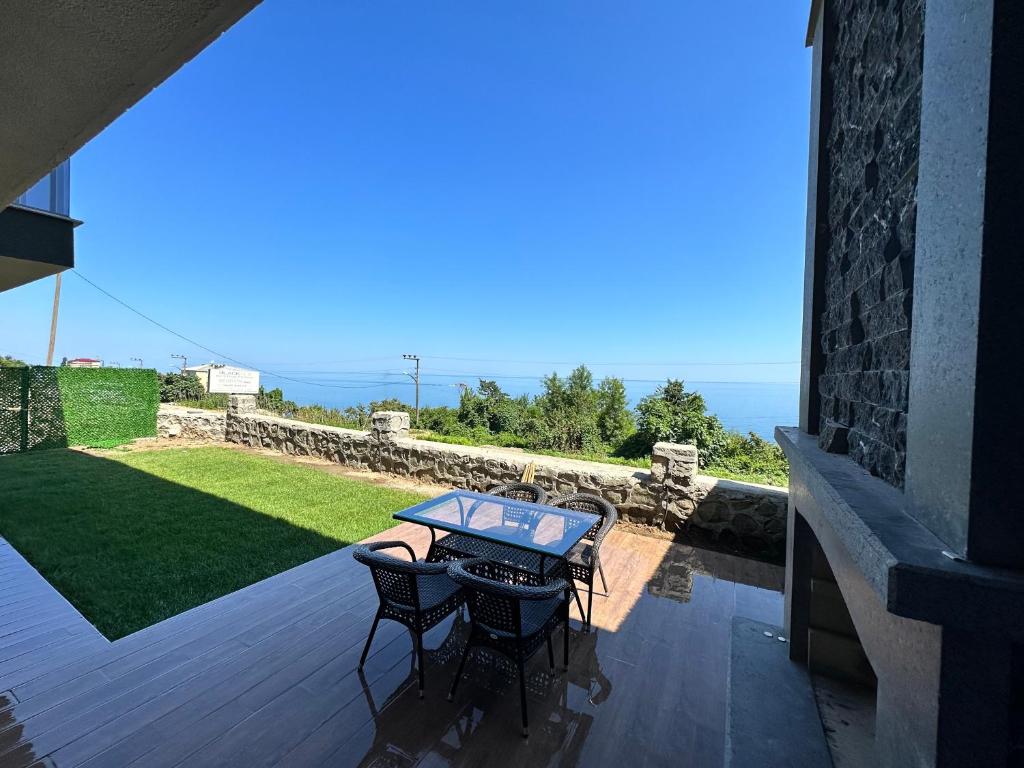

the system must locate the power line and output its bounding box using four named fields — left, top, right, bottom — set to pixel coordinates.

left=69, top=271, right=412, bottom=391
left=69, top=270, right=798, bottom=394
